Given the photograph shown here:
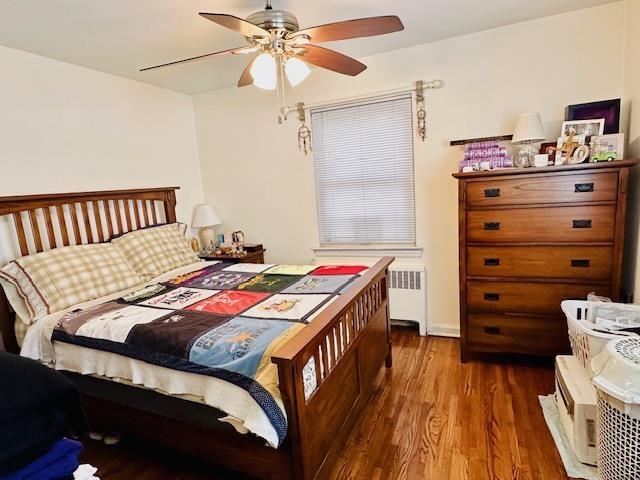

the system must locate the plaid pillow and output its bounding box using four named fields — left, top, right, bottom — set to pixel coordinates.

left=111, top=223, right=200, bottom=281
left=0, top=243, right=142, bottom=323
